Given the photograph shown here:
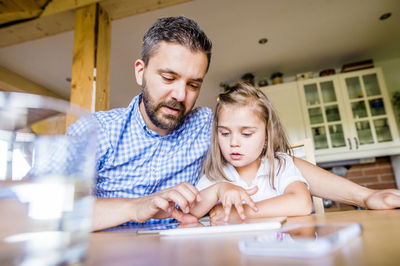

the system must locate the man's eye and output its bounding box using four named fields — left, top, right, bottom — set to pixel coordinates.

left=162, top=76, right=174, bottom=81
left=189, top=83, right=200, bottom=90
